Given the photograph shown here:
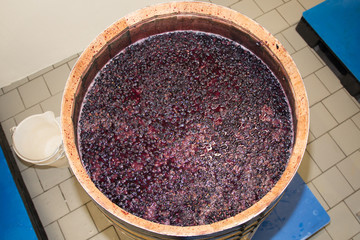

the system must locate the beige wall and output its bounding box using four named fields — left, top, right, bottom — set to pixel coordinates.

left=0, top=0, right=178, bottom=88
